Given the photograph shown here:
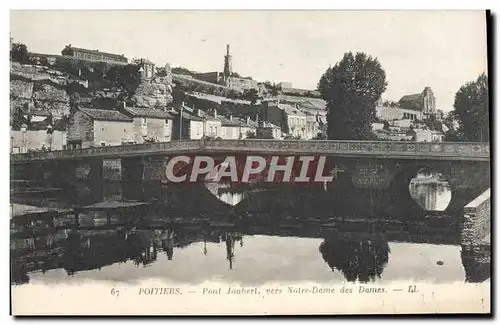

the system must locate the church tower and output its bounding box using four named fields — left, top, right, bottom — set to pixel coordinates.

left=223, top=44, right=232, bottom=81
